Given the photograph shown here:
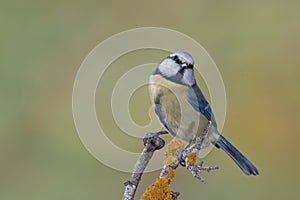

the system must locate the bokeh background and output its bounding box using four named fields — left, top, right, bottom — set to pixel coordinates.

left=1, top=0, right=300, bottom=199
